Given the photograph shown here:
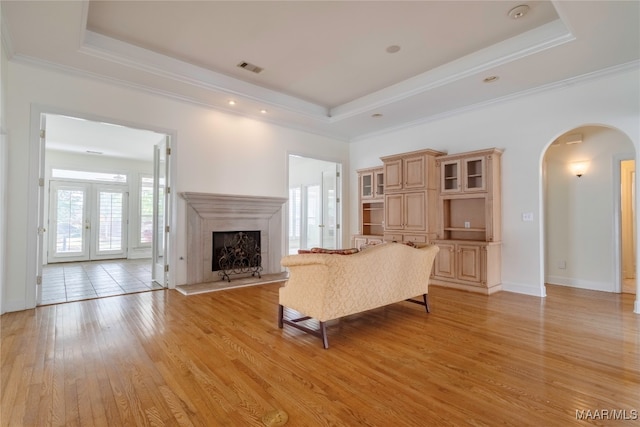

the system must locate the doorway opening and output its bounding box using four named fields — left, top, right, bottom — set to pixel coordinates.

left=288, top=155, right=342, bottom=254
left=37, top=113, right=171, bottom=305
left=543, top=125, right=636, bottom=295
left=621, top=159, right=636, bottom=294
